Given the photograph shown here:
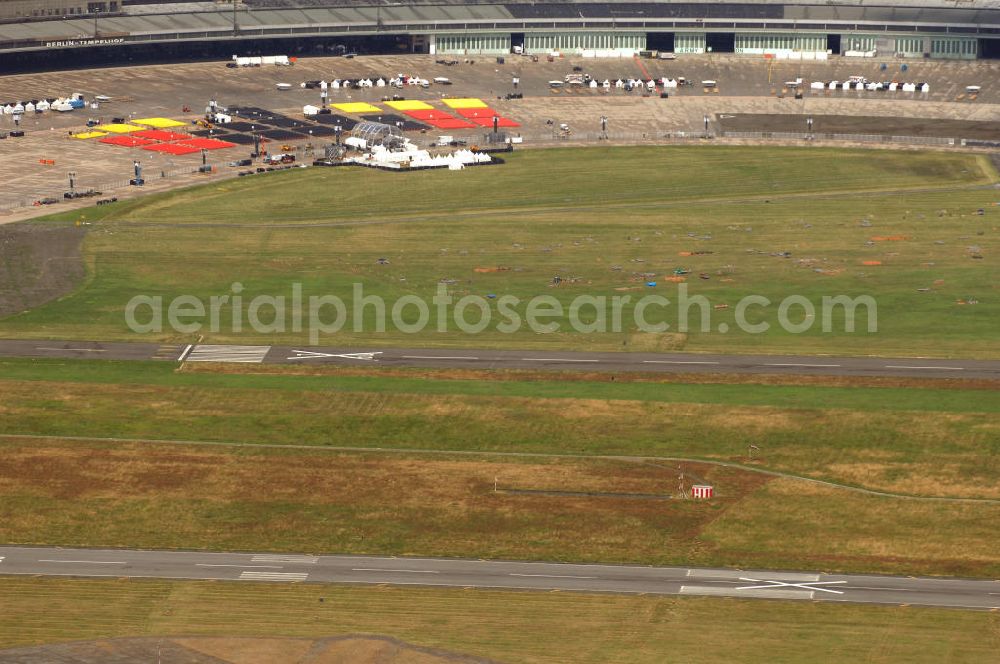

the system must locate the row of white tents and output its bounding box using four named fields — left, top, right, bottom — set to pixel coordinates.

left=343, top=140, right=492, bottom=171
left=808, top=80, right=930, bottom=92
left=303, top=76, right=430, bottom=90
left=232, top=55, right=291, bottom=67
left=563, top=78, right=685, bottom=91
left=2, top=94, right=88, bottom=116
